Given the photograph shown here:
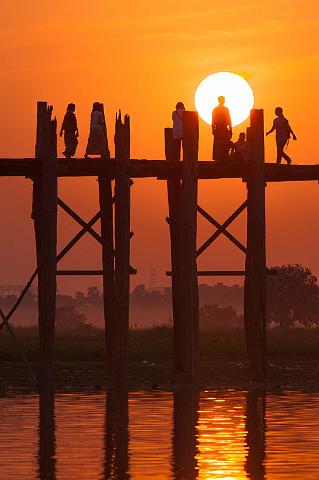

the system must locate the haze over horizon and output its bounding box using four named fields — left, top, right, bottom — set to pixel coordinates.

left=0, top=0, right=318, bottom=294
